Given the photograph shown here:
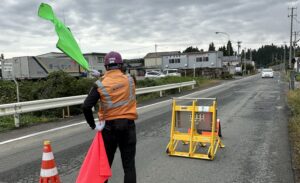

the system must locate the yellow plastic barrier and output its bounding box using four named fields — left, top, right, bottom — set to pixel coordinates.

left=166, top=98, right=225, bottom=160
